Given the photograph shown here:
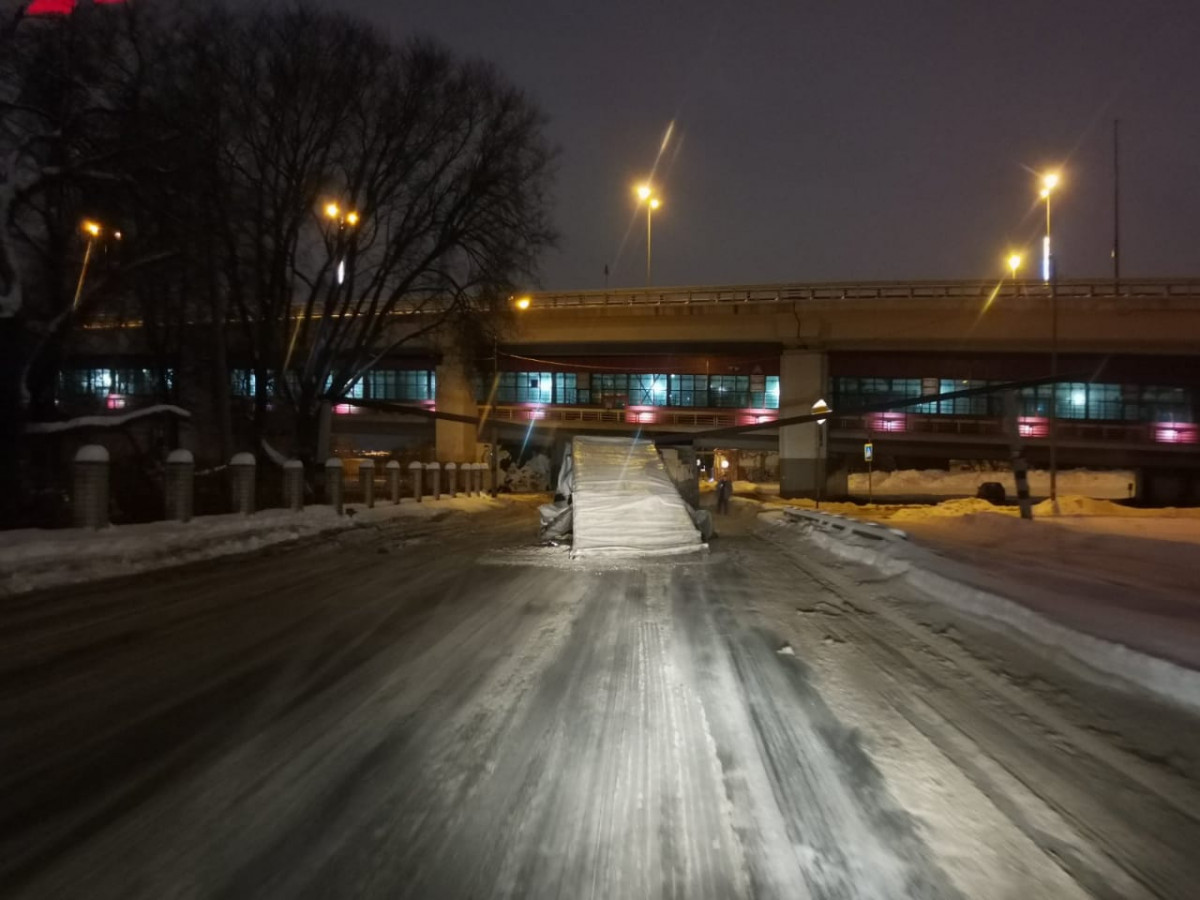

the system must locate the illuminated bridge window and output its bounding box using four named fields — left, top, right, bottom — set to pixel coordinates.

left=487, top=372, right=780, bottom=409
left=231, top=369, right=434, bottom=401
left=366, top=370, right=435, bottom=401
left=61, top=367, right=173, bottom=398
left=835, top=377, right=1194, bottom=423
